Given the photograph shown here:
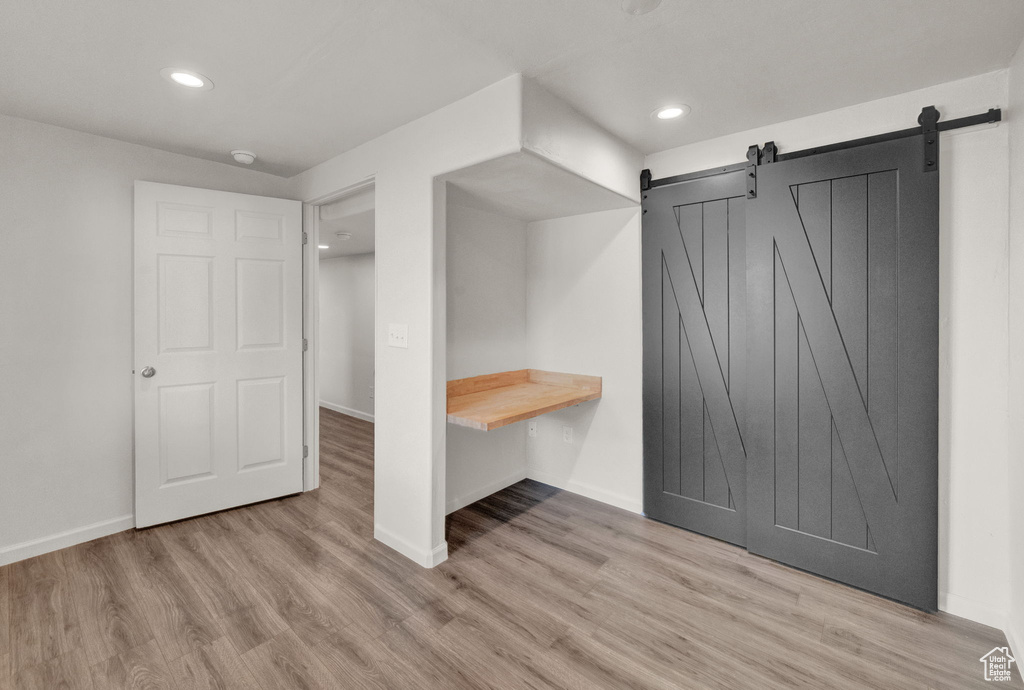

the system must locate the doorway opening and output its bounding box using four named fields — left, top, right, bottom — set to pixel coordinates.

left=307, top=181, right=376, bottom=525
